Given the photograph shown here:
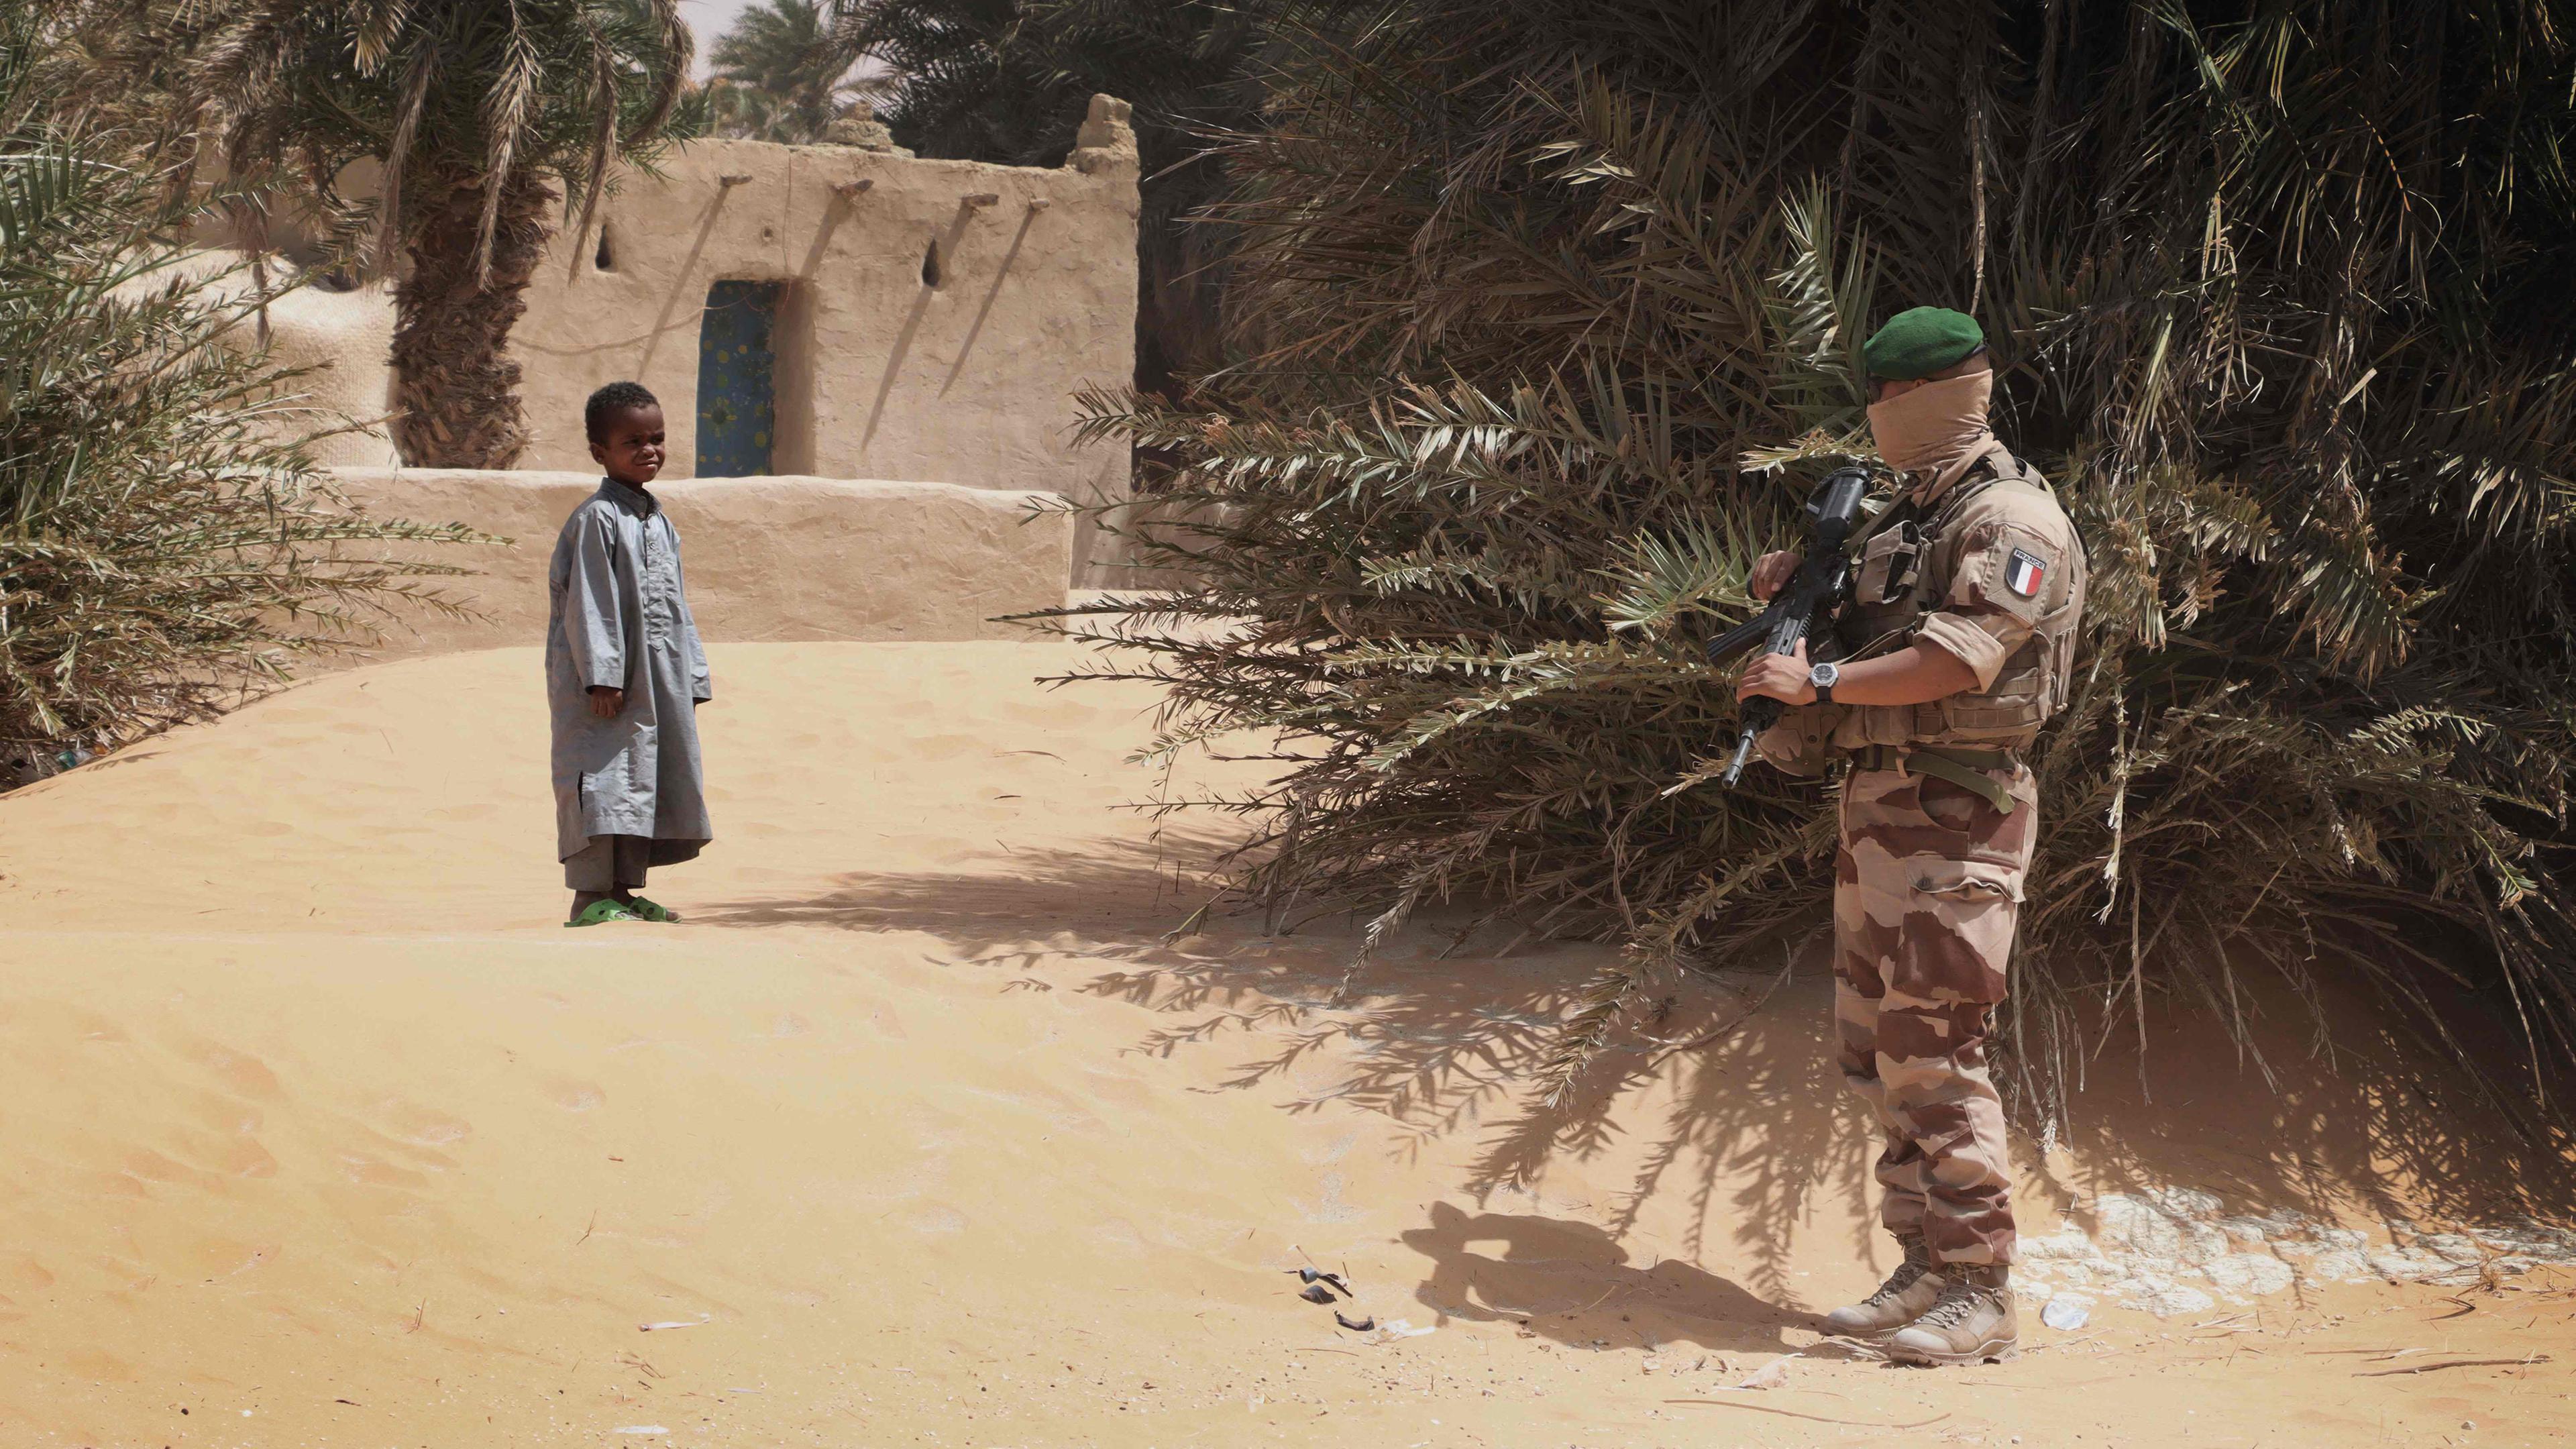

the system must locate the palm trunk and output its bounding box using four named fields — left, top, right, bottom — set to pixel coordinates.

left=390, top=173, right=553, bottom=468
